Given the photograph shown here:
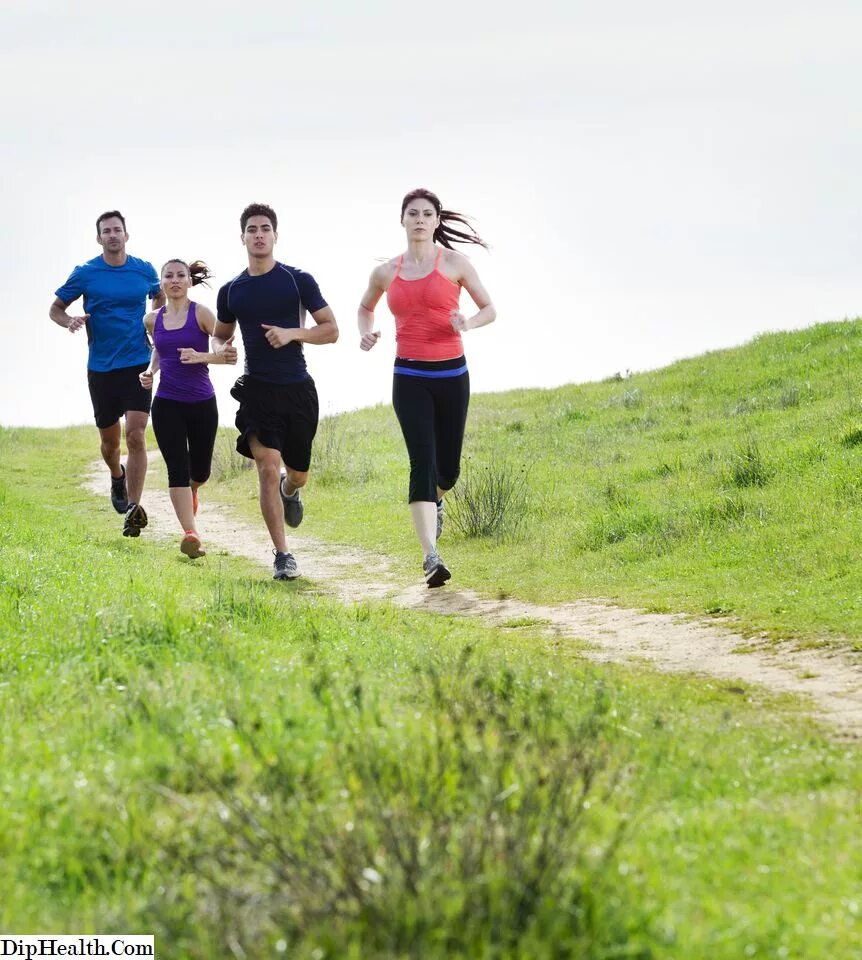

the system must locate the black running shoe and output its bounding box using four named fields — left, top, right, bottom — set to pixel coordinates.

left=273, top=550, right=300, bottom=580
left=279, top=471, right=304, bottom=528
left=110, top=465, right=129, bottom=514
left=123, top=502, right=148, bottom=538
left=423, top=551, right=451, bottom=588
left=436, top=499, right=444, bottom=540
